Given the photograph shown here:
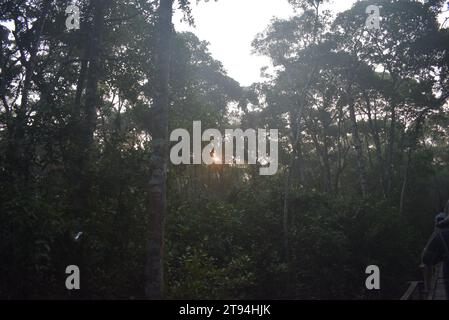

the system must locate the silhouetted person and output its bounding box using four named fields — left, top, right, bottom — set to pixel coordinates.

left=422, top=200, right=449, bottom=299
